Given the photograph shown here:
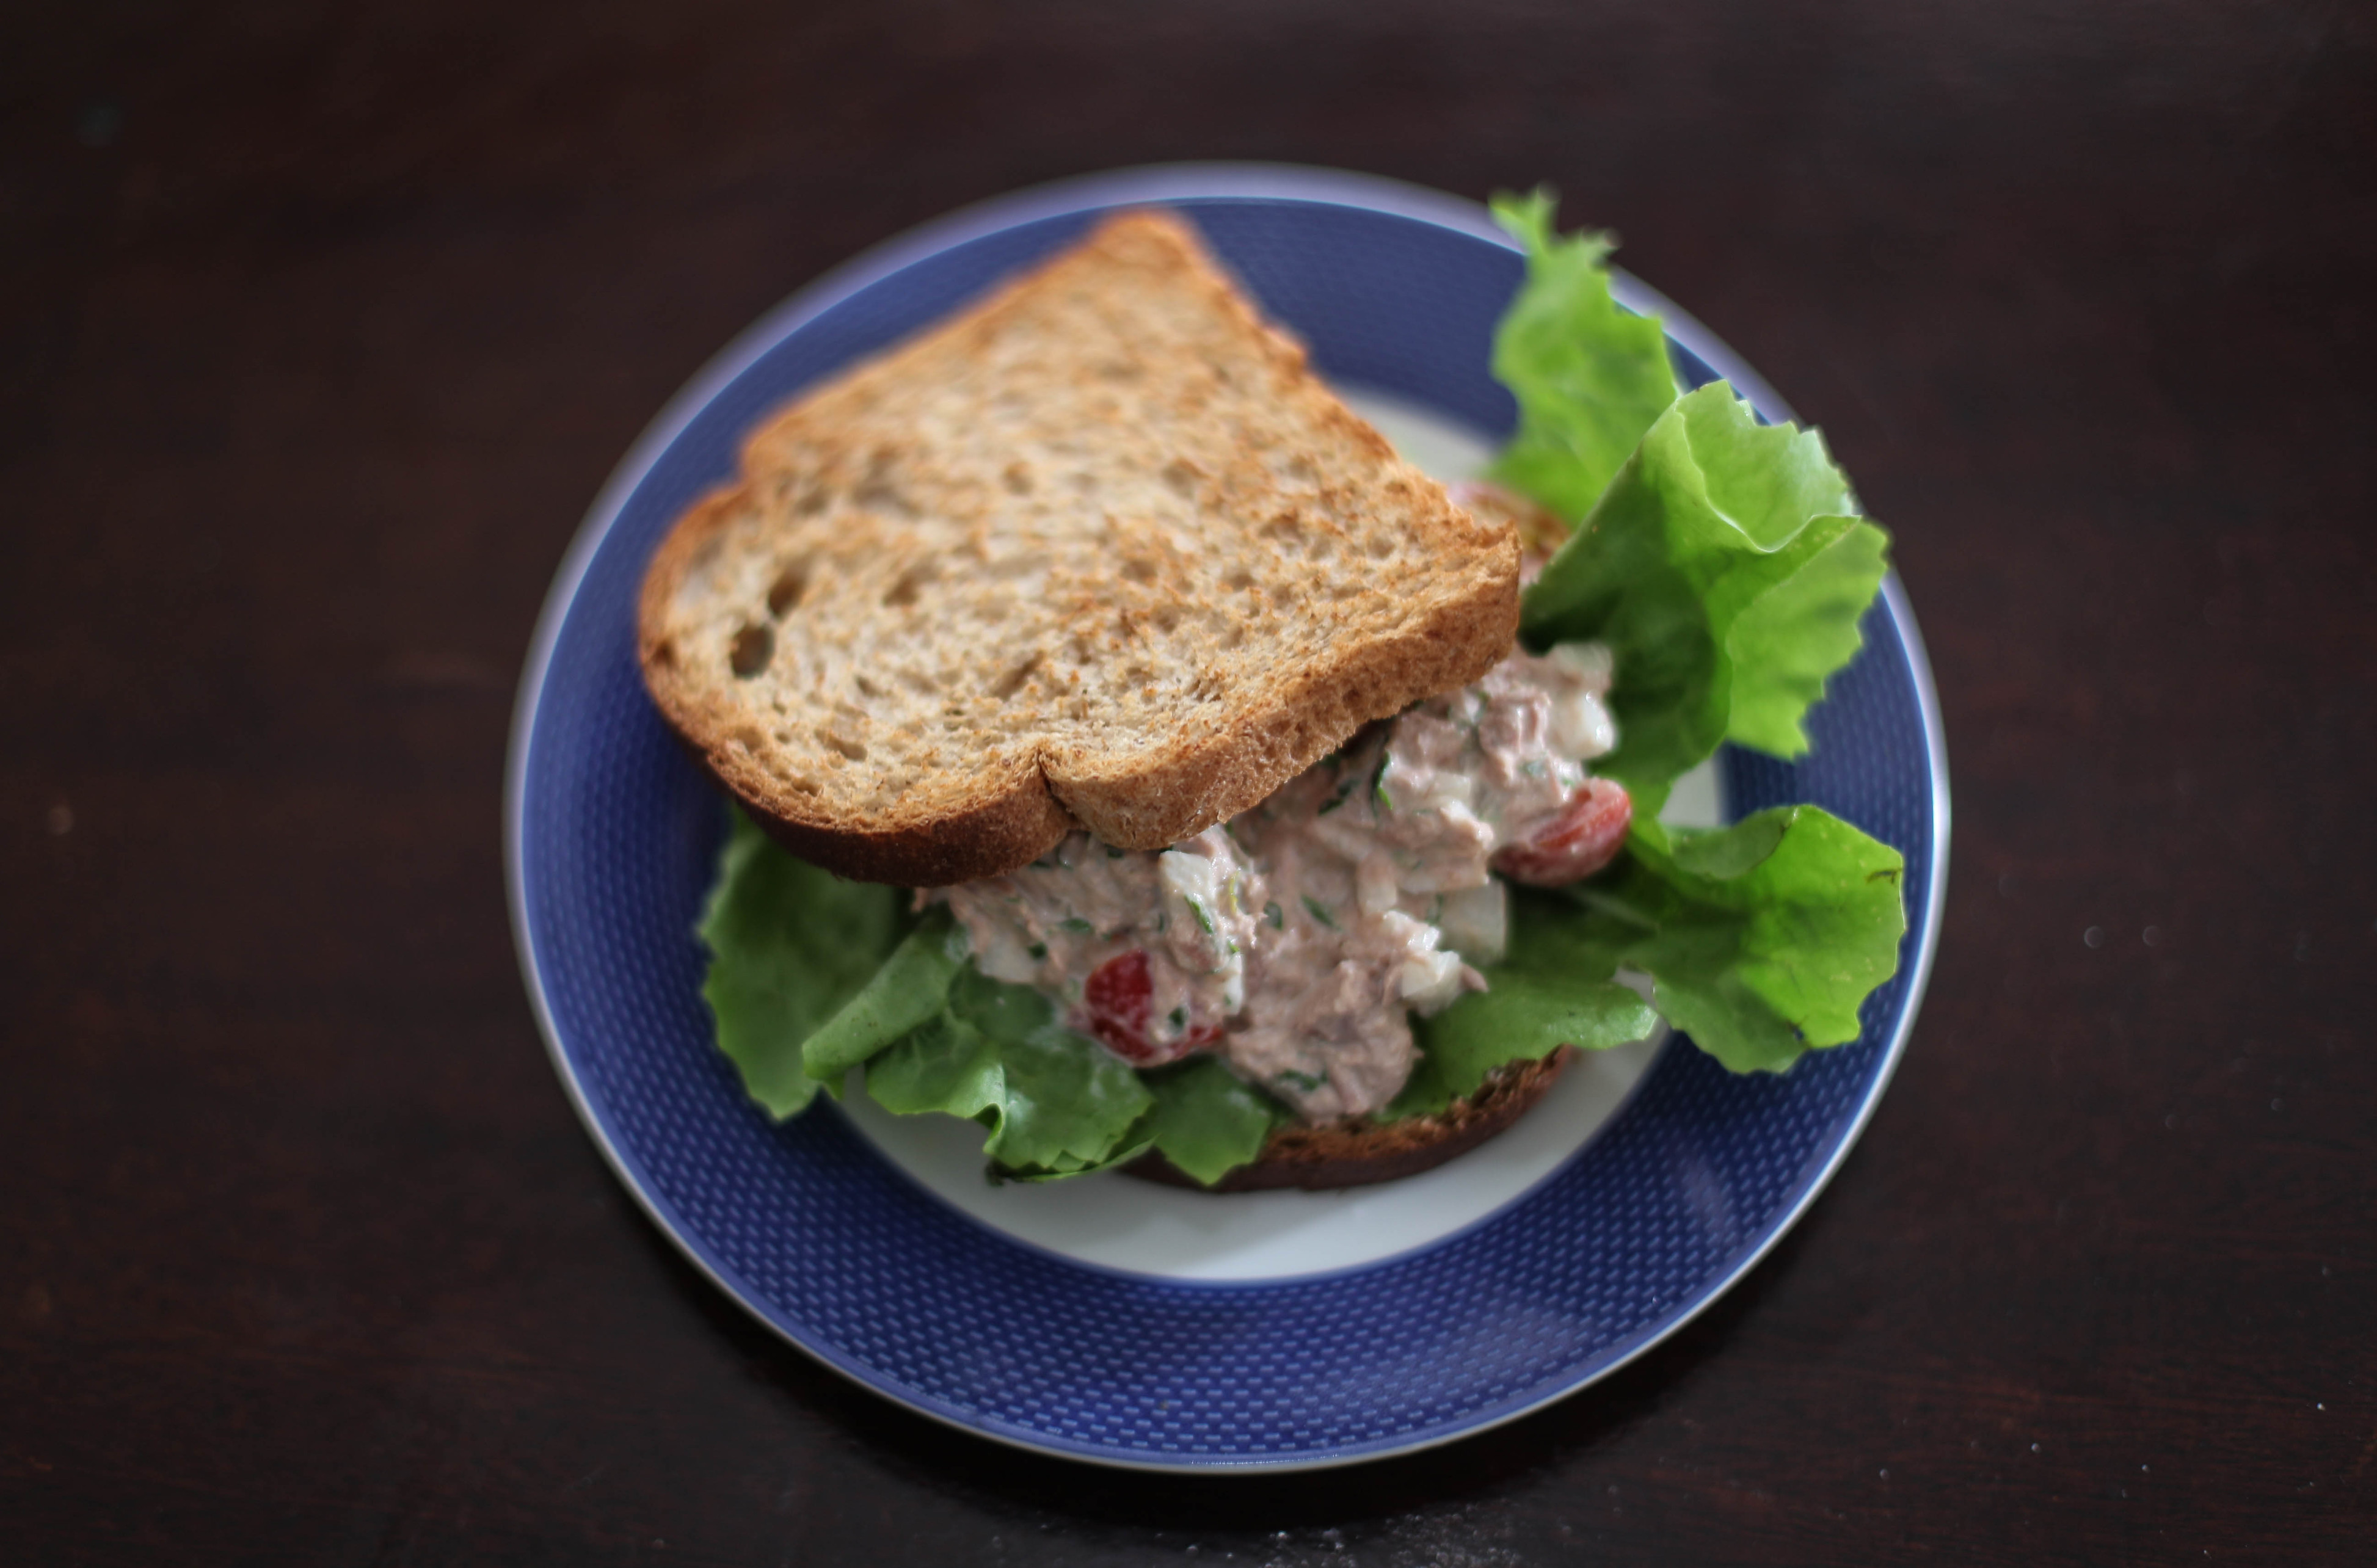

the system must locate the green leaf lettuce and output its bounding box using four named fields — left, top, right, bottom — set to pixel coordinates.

left=867, top=968, right=1159, bottom=1178
left=1390, top=901, right=1661, bottom=1118
left=1485, top=189, right=1682, bottom=521
left=1560, top=808, right=1907, bottom=1072
left=696, top=810, right=906, bottom=1118
left=800, top=907, right=969, bottom=1092
left=1519, top=383, right=1890, bottom=815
